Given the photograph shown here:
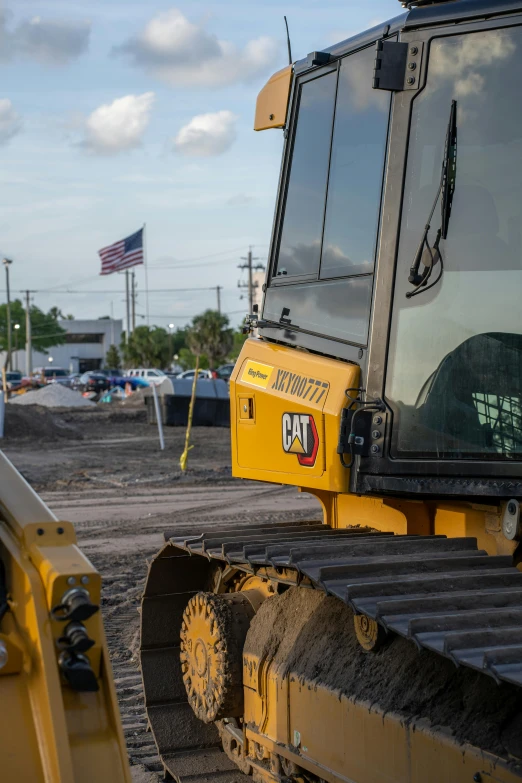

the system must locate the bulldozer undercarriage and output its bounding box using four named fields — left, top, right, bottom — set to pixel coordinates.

left=141, top=520, right=522, bottom=783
